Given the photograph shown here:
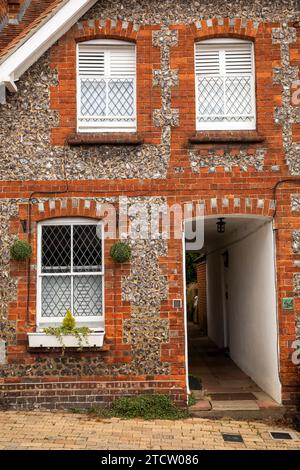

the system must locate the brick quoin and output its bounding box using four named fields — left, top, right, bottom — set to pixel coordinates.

left=0, top=9, right=300, bottom=410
